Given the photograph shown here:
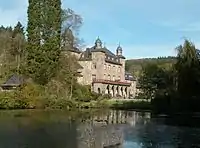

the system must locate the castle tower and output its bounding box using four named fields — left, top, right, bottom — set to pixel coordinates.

left=92, top=37, right=105, bottom=80
left=116, top=43, right=125, bottom=81
left=95, top=37, right=102, bottom=49
left=116, top=43, right=122, bottom=56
